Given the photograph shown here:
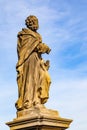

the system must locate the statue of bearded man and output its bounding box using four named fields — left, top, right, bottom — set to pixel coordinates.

left=15, top=15, right=51, bottom=111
